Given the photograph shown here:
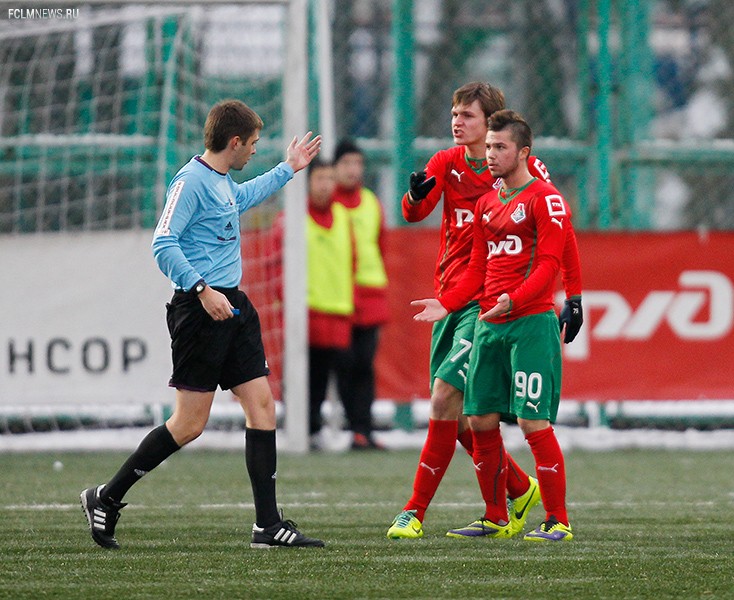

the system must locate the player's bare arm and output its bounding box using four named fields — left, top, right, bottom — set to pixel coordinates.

left=286, top=132, right=322, bottom=173
left=479, top=293, right=511, bottom=321
left=411, top=298, right=448, bottom=323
